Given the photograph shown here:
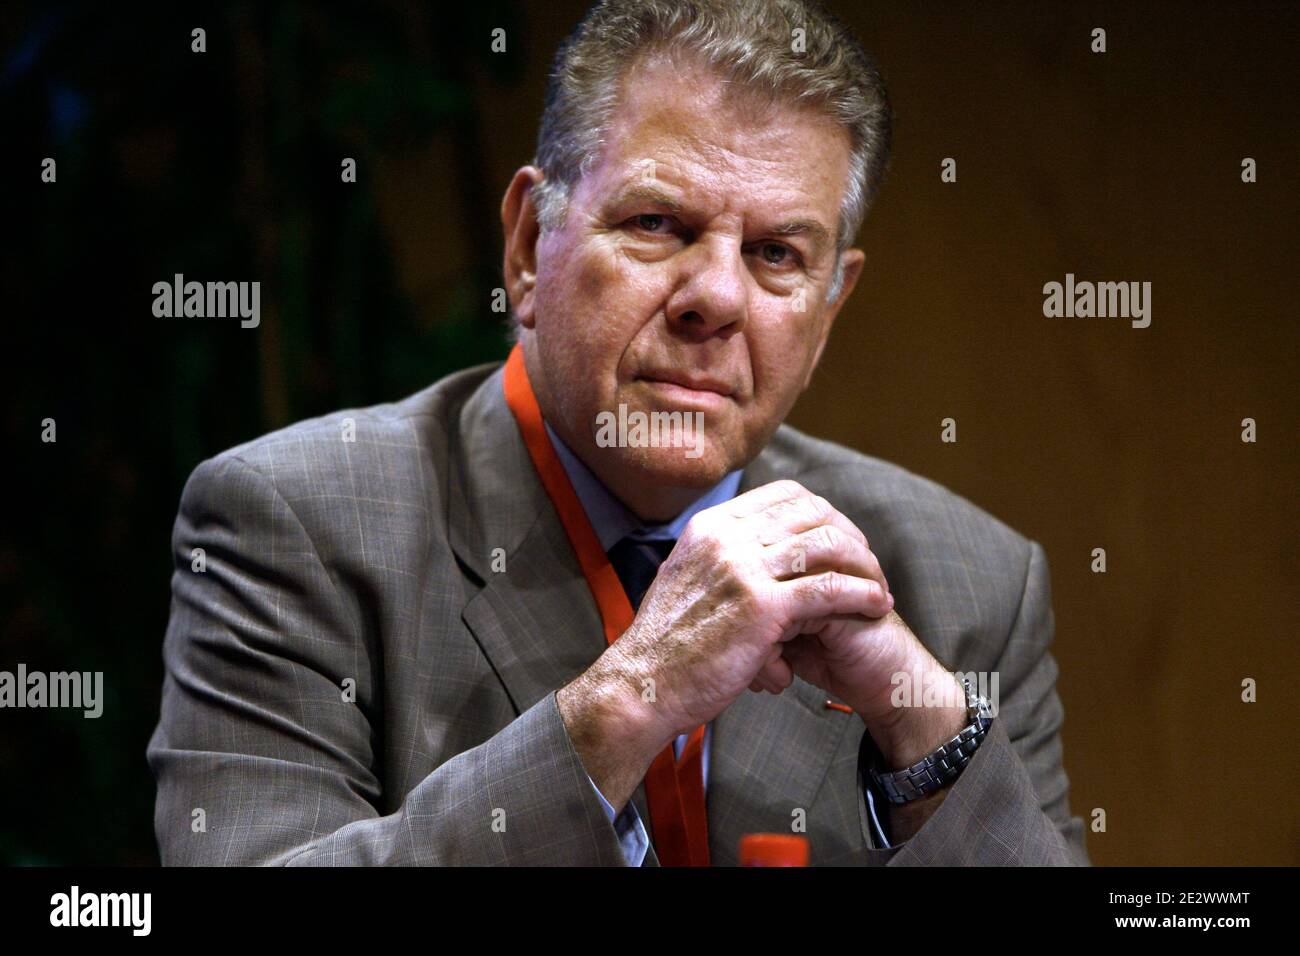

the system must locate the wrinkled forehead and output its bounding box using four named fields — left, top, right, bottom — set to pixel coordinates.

left=578, top=51, right=852, bottom=222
